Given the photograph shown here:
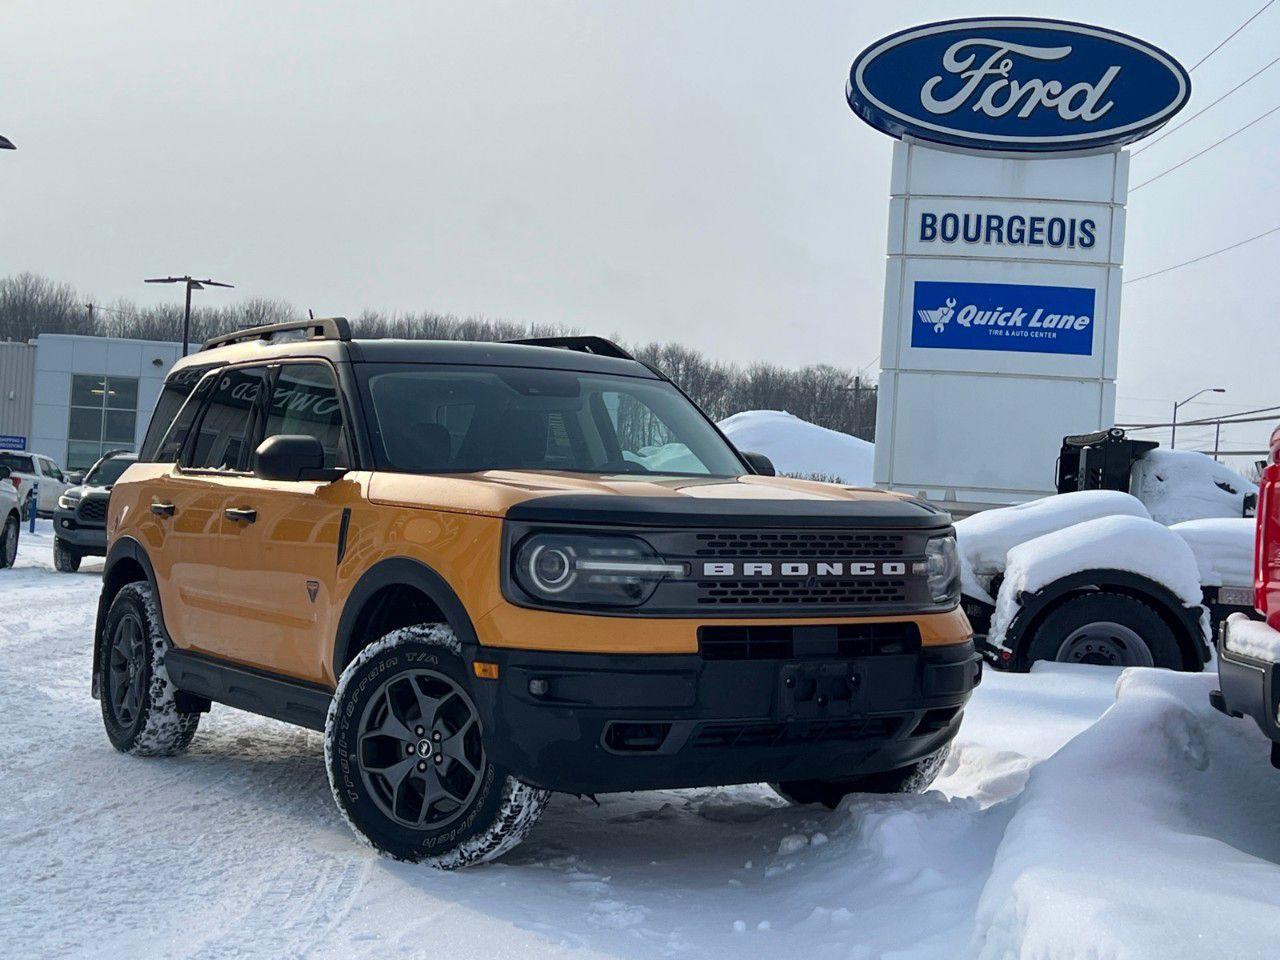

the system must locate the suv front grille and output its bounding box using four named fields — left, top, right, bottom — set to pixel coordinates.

left=76, top=498, right=108, bottom=524
left=693, top=531, right=905, bottom=559
left=699, top=622, right=921, bottom=660
left=694, top=578, right=907, bottom=607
